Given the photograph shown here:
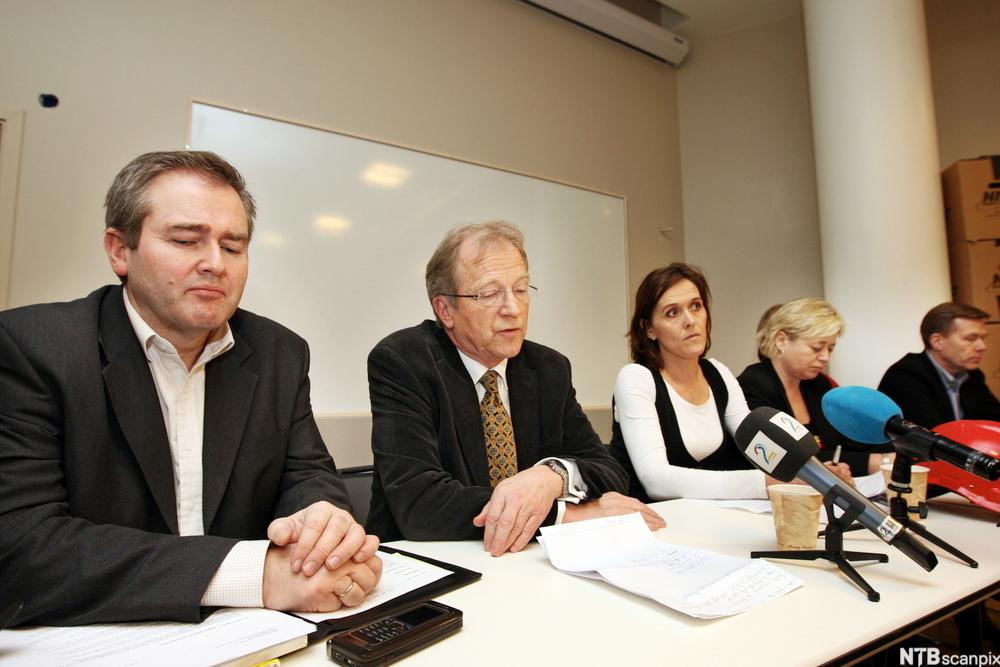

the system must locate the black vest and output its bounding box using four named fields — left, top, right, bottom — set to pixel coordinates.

left=608, top=360, right=752, bottom=503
